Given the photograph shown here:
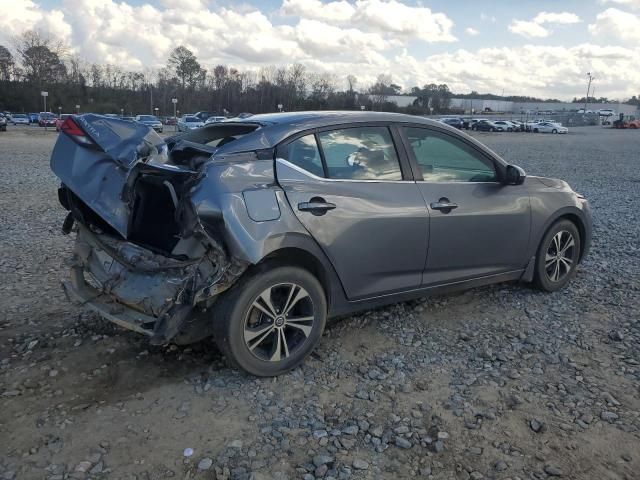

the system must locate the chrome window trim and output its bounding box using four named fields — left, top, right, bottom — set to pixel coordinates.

left=276, top=158, right=413, bottom=184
